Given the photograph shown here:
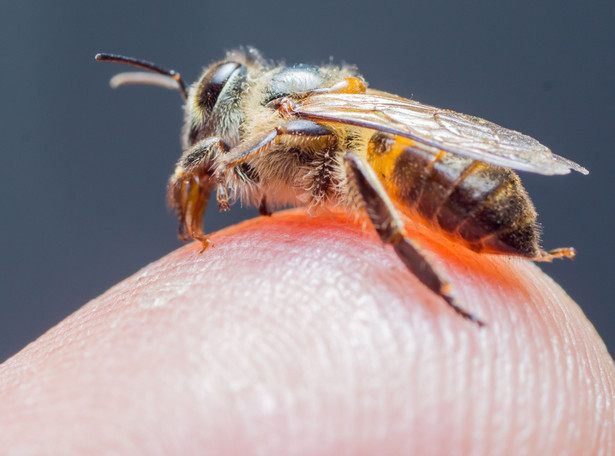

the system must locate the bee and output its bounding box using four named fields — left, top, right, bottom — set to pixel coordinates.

left=95, top=47, right=588, bottom=326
